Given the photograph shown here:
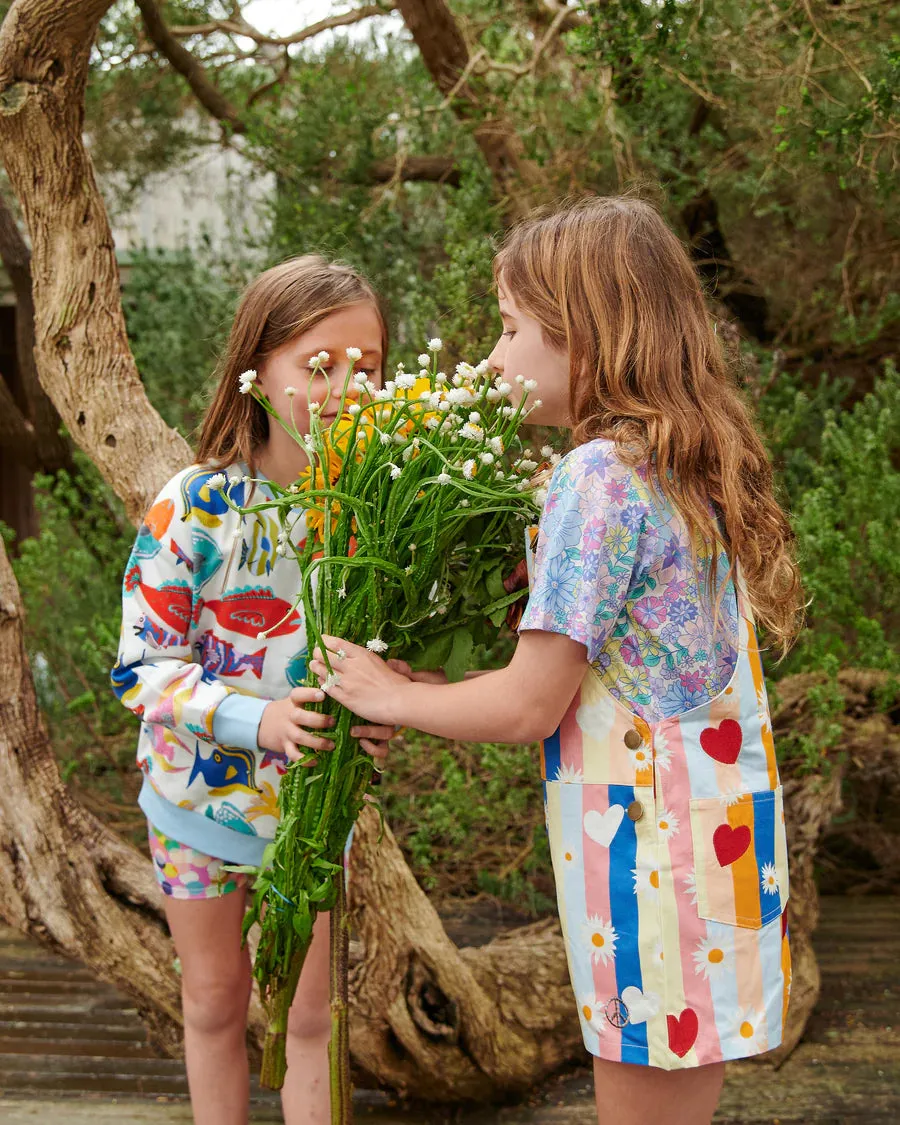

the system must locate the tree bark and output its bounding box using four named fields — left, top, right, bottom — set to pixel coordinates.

left=0, top=0, right=191, bottom=524
left=394, top=0, right=539, bottom=217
